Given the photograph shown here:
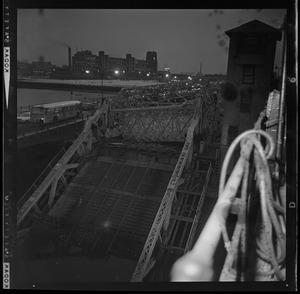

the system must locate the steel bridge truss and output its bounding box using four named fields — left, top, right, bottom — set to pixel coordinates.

left=109, top=83, right=222, bottom=143
left=17, top=102, right=110, bottom=229
left=112, top=103, right=195, bottom=142
left=17, top=81, right=222, bottom=282
left=130, top=107, right=200, bottom=281
left=110, top=80, right=207, bottom=109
